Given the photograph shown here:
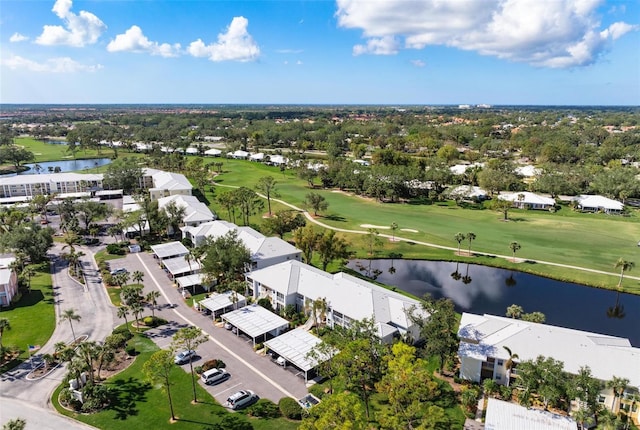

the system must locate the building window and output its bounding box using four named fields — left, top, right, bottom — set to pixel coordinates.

left=598, top=395, right=606, bottom=404
left=497, top=360, right=504, bottom=366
